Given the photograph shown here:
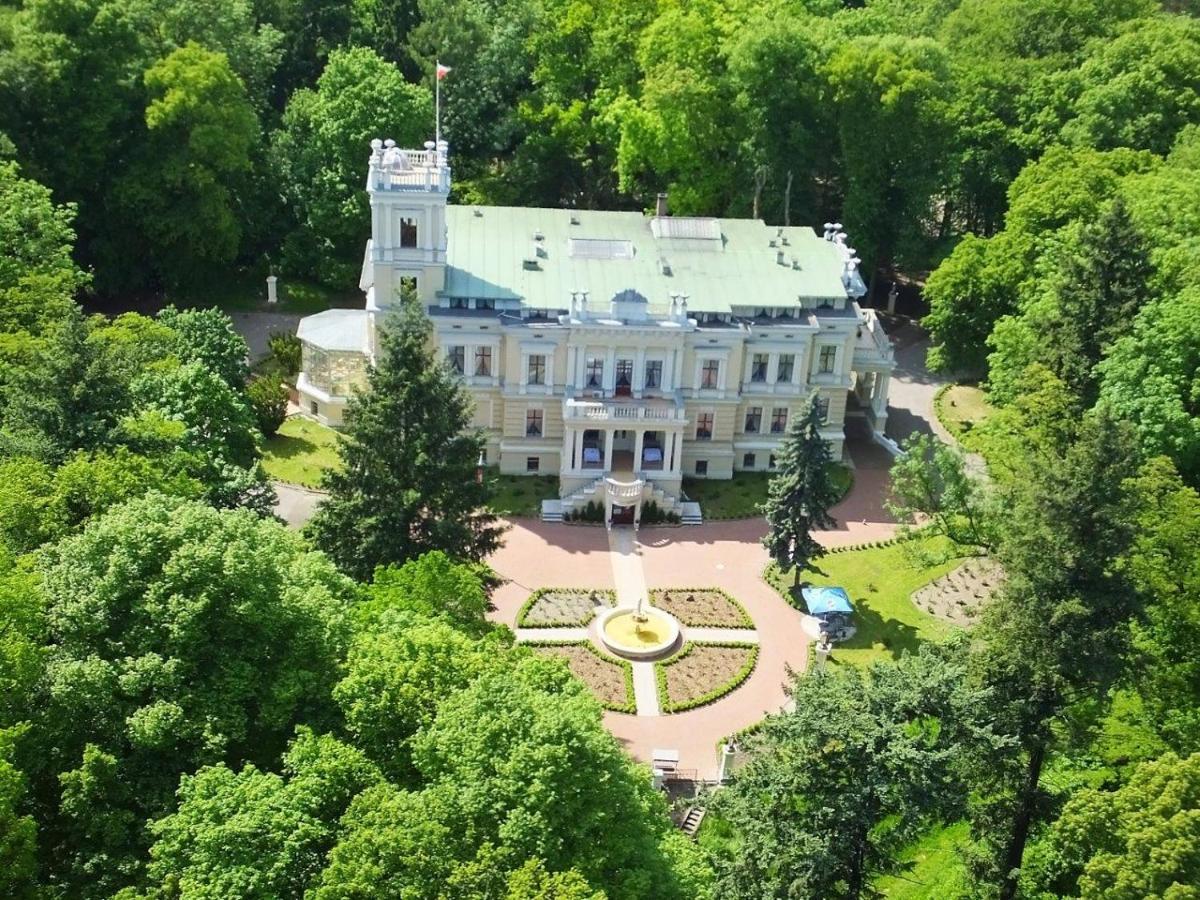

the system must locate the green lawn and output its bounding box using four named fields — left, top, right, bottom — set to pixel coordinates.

left=766, top=535, right=965, bottom=668
left=485, top=468, right=560, bottom=518
left=874, top=821, right=970, bottom=899
left=683, top=464, right=853, bottom=519
left=170, top=267, right=361, bottom=315
left=262, top=417, right=342, bottom=488
left=935, top=385, right=994, bottom=451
